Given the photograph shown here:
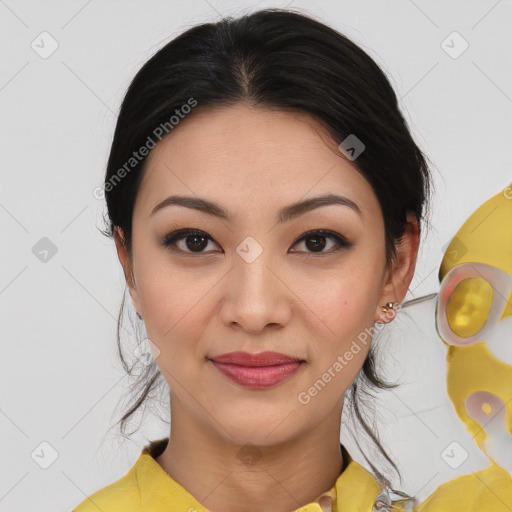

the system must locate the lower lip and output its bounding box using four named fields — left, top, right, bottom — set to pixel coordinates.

left=210, top=360, right=303, bottom=389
